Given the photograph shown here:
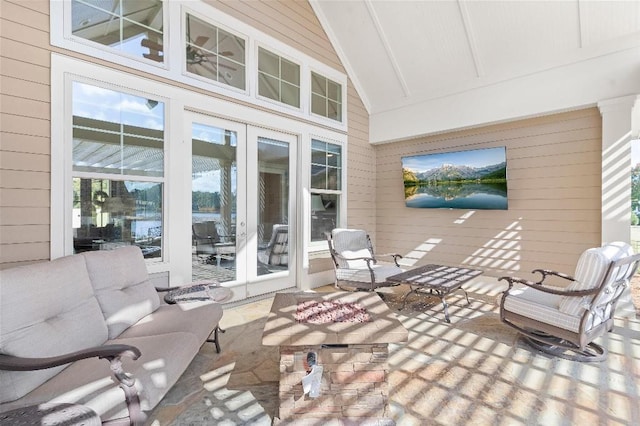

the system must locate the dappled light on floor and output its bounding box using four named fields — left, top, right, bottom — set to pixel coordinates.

left=147, top=278, right=640, bottom=425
